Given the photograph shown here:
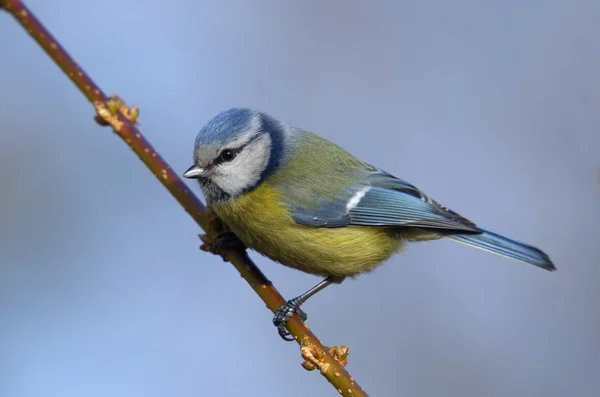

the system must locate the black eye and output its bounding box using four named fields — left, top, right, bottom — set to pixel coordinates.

left=219, top=149, right=236, bottom=162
